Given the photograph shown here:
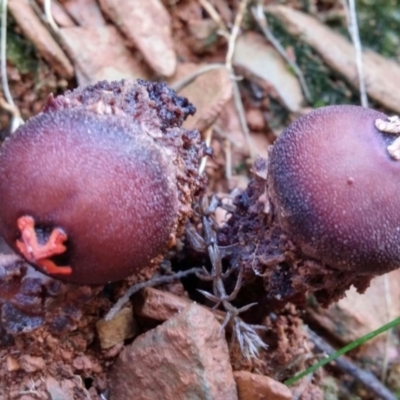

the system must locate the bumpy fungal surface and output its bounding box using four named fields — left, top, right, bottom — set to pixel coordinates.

left=0, top=80, right=205, bottom=284
left=269, top=106, right=400, bottom=274
left=268, top=105, right=399, bottom=274
left=219, top=105, right=400, bottom=307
